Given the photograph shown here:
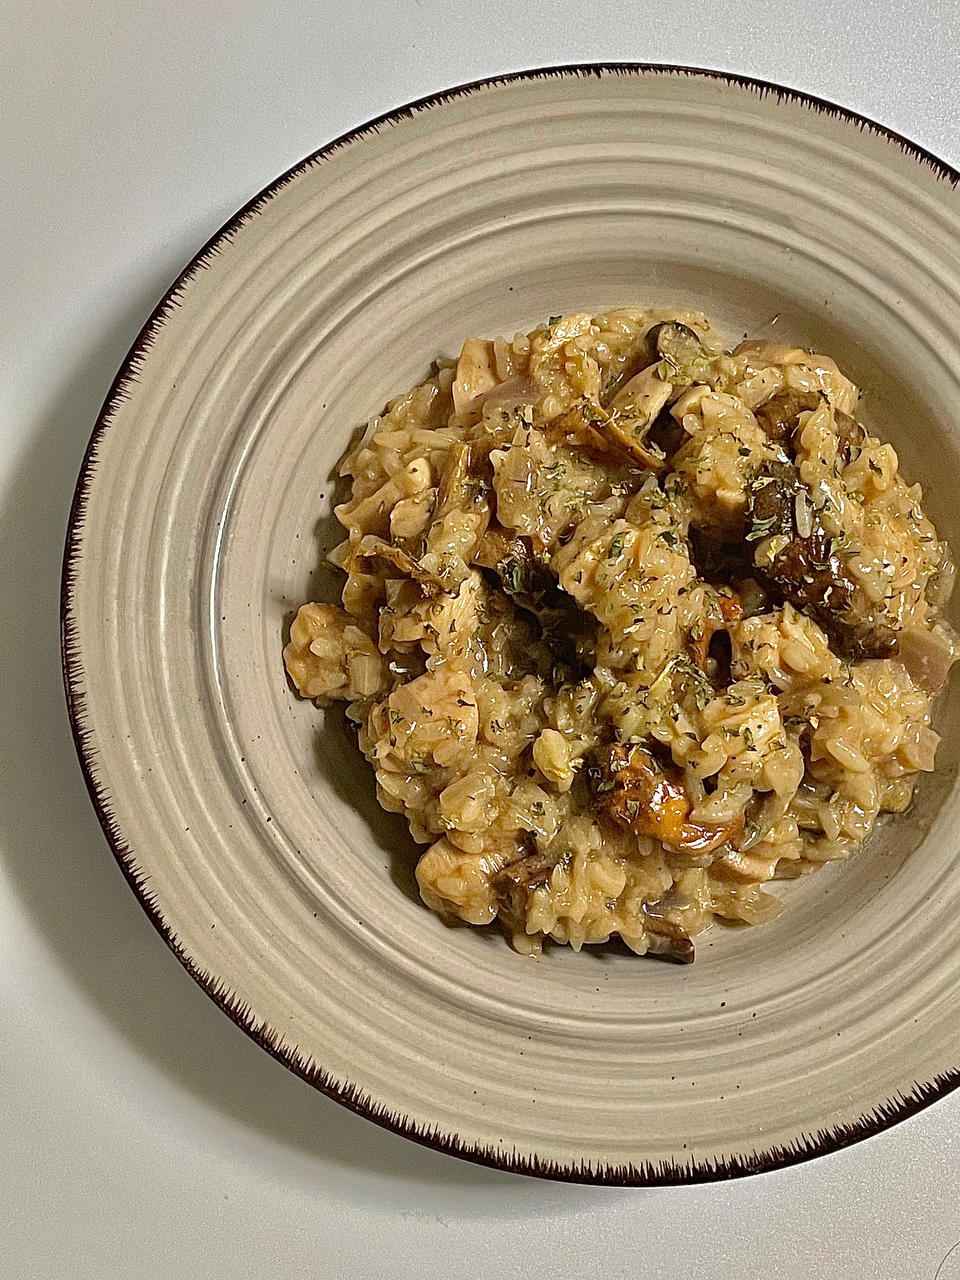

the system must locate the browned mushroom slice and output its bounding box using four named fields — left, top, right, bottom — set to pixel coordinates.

left=609, top=363, right=675, bottom=416
left=746, top=462, right=851, bottom=609
left=435, top=441, right=473, bottom=511
left=603, top=413, right=673, bottom=471
left=592, top=743, right=741, bottom=854
left=478, top=374, right=537, bottom=412
left=551, top=397, right=673, bottom=472
left=493, top=847, right=559, bottom=929
left=677, top=816, right=746, bottom=854
left=642, top=916, right=695, bottom=964
left=753, top=389, right=822, bottom=445
left=435, top=440, right=493, bottom=516
left=352, top=535, right=446, bottom=595
left=745, top=461, right=898, bottom=658
left=487, top=540, right=598, bottom=683
left=428, top=440, right=494, bottom=562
